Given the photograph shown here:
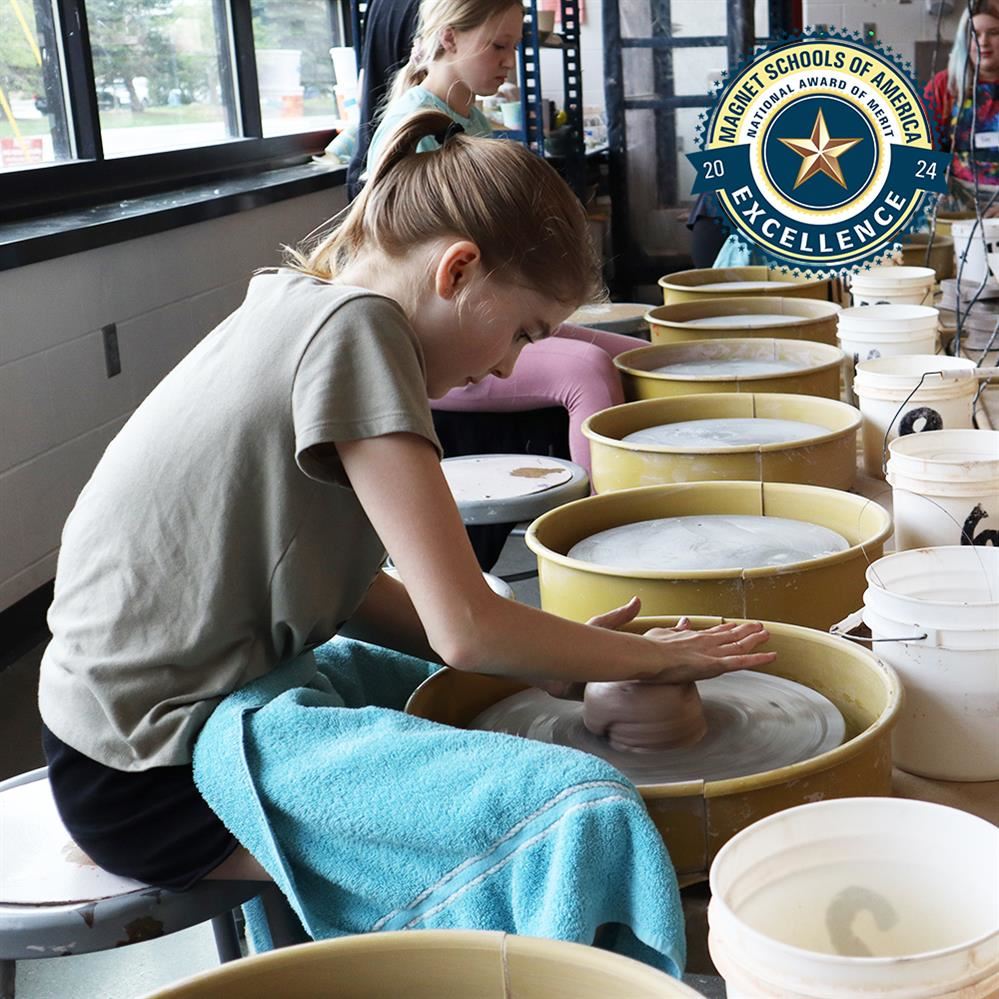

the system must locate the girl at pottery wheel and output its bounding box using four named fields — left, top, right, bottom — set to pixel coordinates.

left=37, top=112, right=774, bottom=976
left=366, top=0, right=645, bottom=482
